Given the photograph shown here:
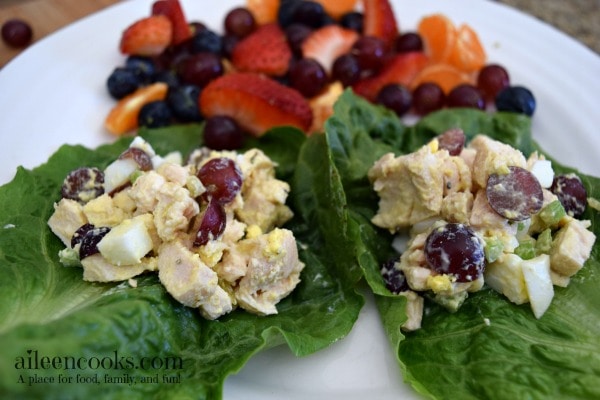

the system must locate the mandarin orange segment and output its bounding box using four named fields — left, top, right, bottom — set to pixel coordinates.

left=417, top=14, right=456, bottom=62
left=448, top=24, right=486, bottom=72
left=312, top=0, right=358, bottom=19
left=410, top=63, right=474, bottom=94
left=105, top=82, right=168, bottom=135
left=246, top=0, right=279, bottom=25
